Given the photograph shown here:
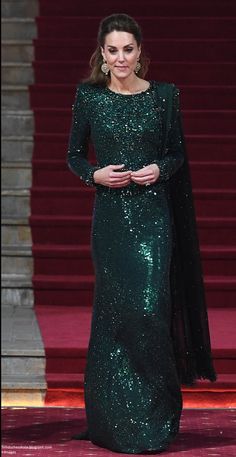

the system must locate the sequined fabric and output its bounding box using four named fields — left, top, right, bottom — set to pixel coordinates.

left=67, top=80, right=216, bottom=453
